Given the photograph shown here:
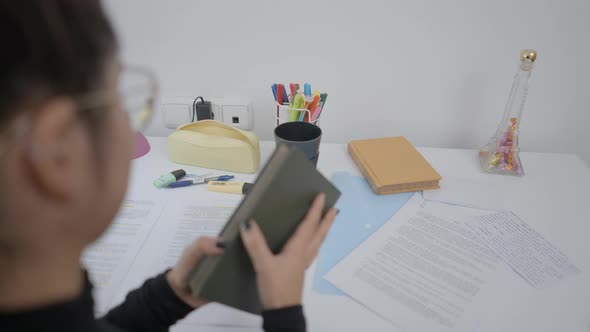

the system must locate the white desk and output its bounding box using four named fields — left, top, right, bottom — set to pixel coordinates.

left=118, top=137, right=590, bottom=332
